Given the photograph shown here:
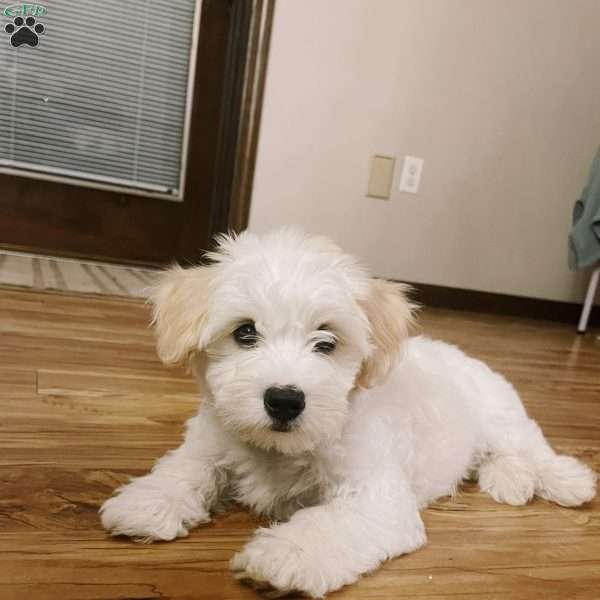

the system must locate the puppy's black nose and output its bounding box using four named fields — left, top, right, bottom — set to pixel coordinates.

left=264, top=386, right=305, bottom=422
